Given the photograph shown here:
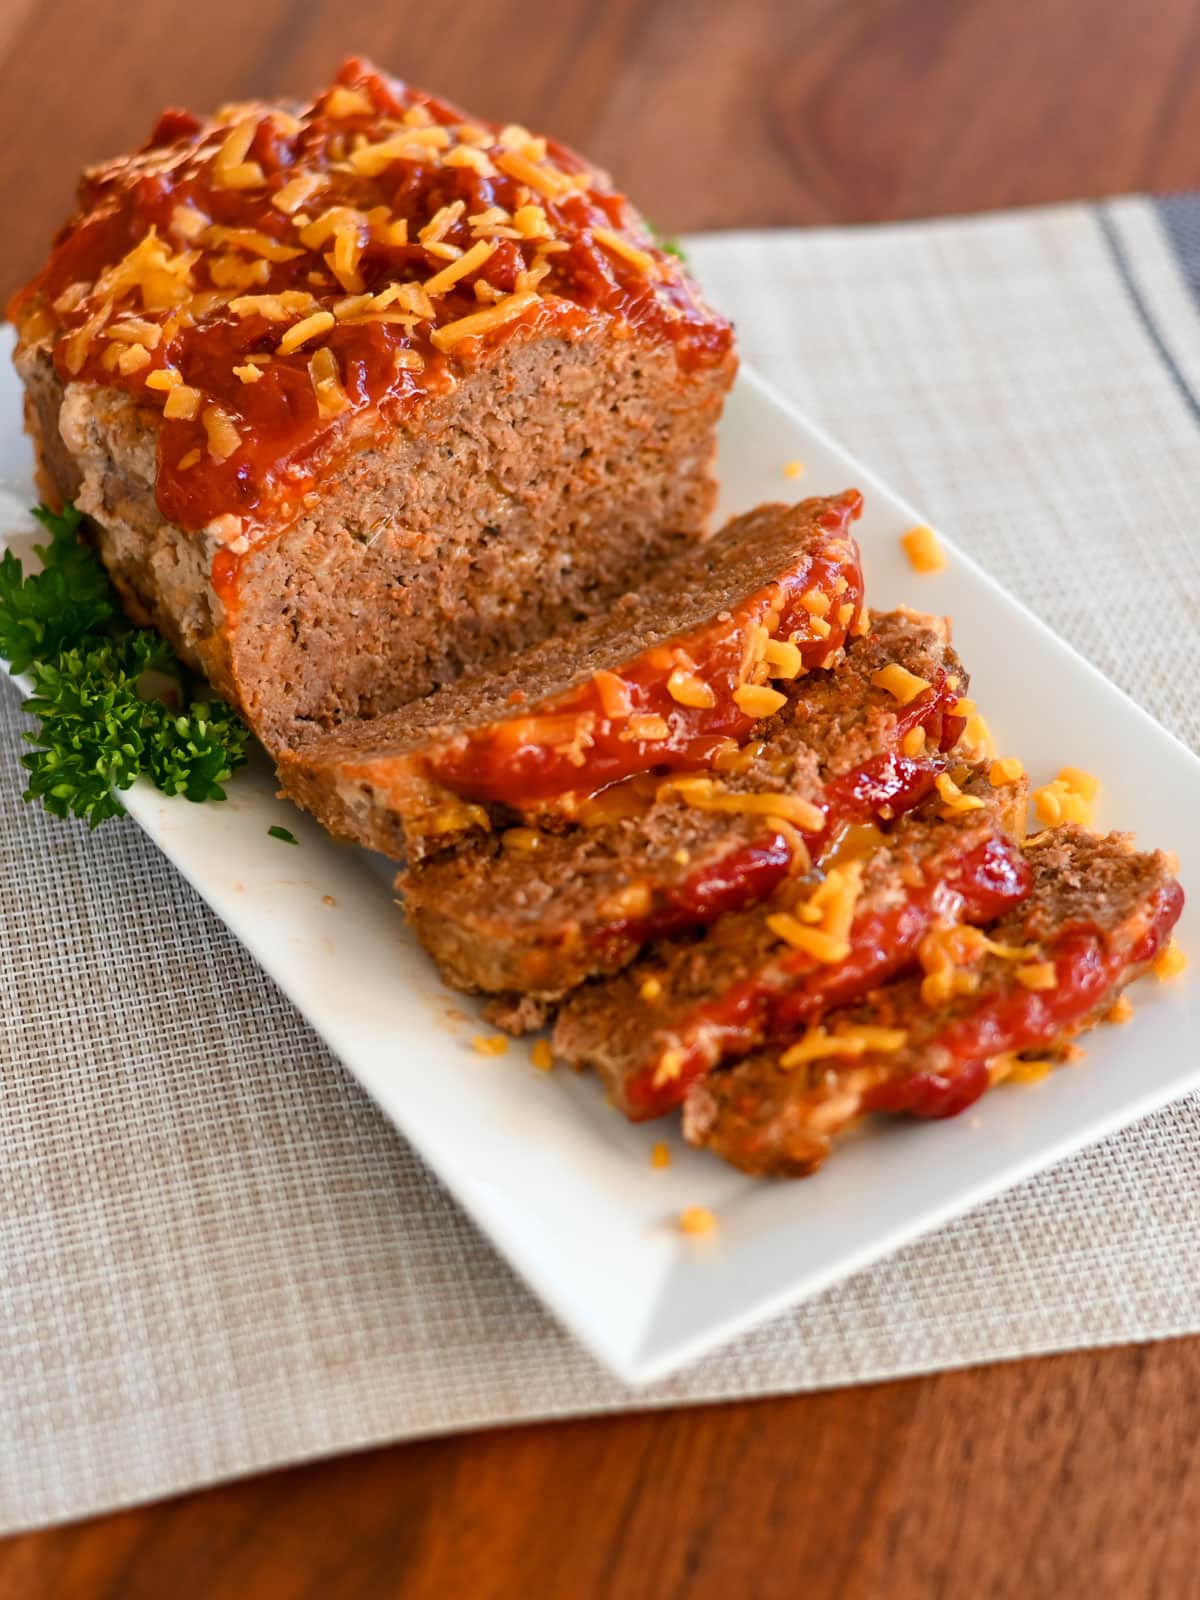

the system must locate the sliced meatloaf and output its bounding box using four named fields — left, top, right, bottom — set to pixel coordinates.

left=400, top=609, right=970, bottom=1002
left=683, top=826, right=1184, bottom=1177
left=553, top=767, right=1031, bottom=1119
left=277, top=494, right=865, bottom=853
left=10, top=56, right=736, bottom=753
